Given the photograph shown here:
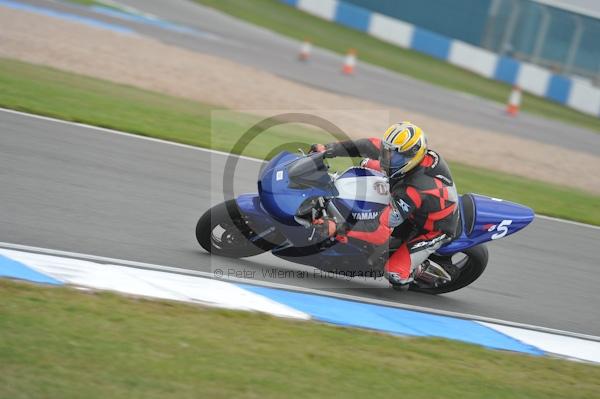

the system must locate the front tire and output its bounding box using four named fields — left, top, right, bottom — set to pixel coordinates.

left=196, top=200, right=268, bottom=258
left=410, top=244, right=488, bottom=294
